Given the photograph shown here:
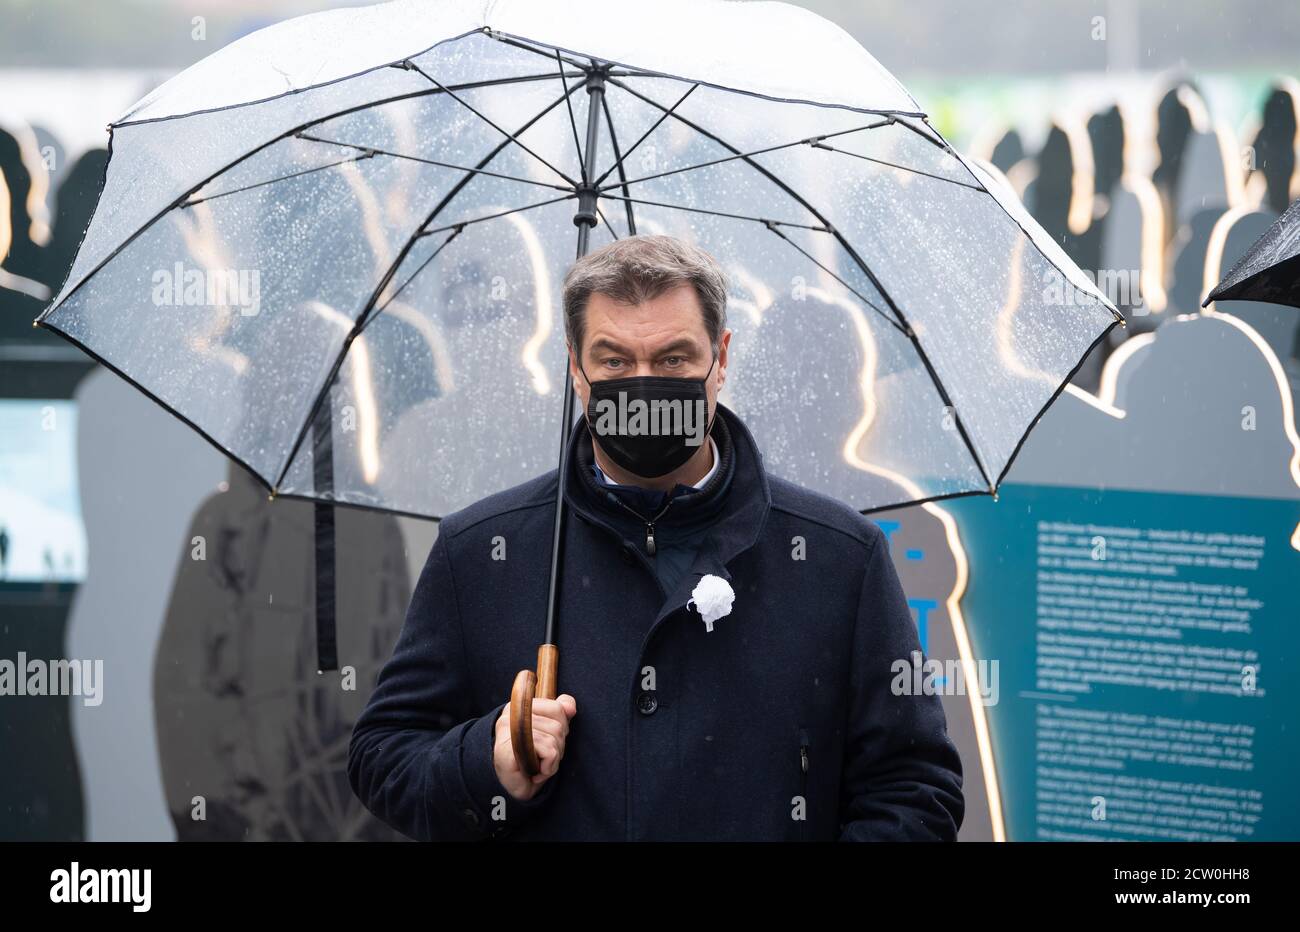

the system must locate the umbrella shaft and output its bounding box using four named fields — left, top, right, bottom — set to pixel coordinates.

left=543, top=64, right=608, bottom=646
